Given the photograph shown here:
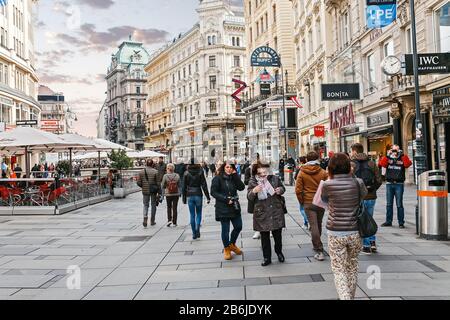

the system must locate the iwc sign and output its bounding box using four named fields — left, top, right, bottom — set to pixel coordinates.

left=405, top=53, right=450, bottom=75
left=250, top=46, right=281, bottom=67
